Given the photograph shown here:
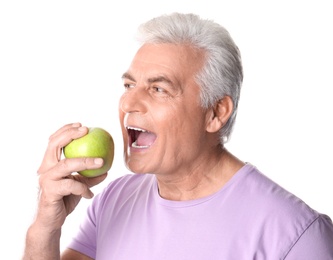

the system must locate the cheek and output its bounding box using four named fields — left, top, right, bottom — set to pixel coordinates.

left=152, top=105, right=181, bottom=131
